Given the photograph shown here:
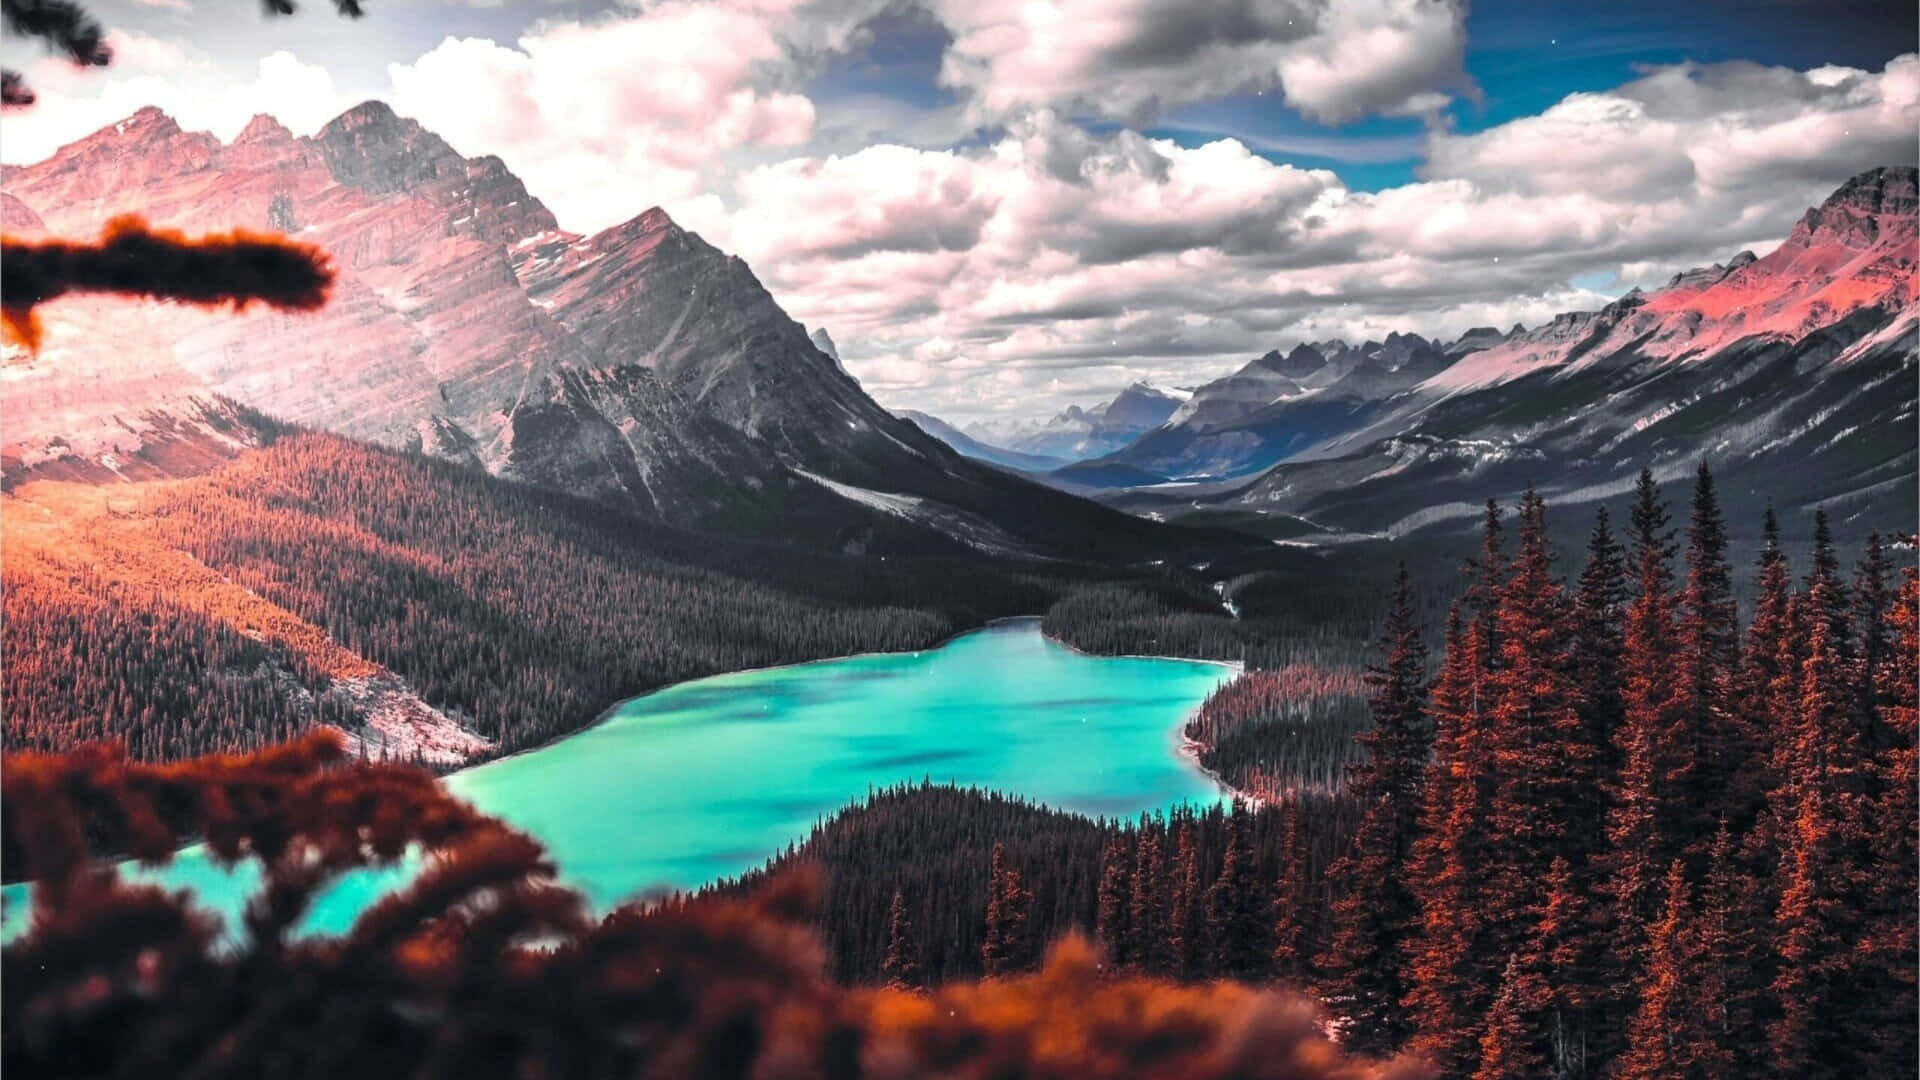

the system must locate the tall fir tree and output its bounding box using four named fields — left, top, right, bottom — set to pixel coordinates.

left=1616, top=860, right=1734, bottom=1080
left=1475, top=955, right=1549, bottom=1080
left=1095, top=833, right=1132, bottom=966
left=1733, top=506, right=1795, bottom=828
left=1167, top=822, right=1202, bottom=980
left=1483, top=489, right=1585, bottom=948
left=1271, top=799, right=1316, bottom=984
left=1127, top=821, right=1166, bottom=972
left=882, top=888, right=922, bottom=990
left=981, top=843, right=1033, bottom=977
left=1768, top=574, right=1875, bottom=1079
left=1850, top=532, right=1893, bottom=753
left=1606, top=469, right=1684, bottom=977
left=1861, top=567, right=1919, bottom=1070
left=1676, top=462, right=1742, bottom=852
left=1406, top=603, right=1498, bottom=1075
left=1204, top=803, right=1269, bottom=979
left=1321, top=566, right=1430, bottom=1054
left=1570, top=504, right=1628, bottom=791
